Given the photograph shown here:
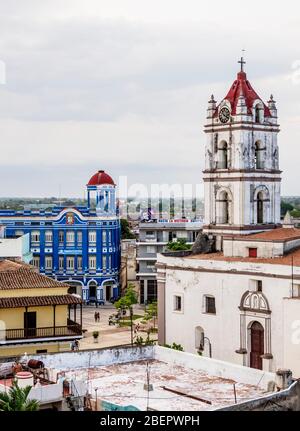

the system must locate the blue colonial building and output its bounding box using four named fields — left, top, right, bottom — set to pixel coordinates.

left=0, top=170, right=121, bottom=304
